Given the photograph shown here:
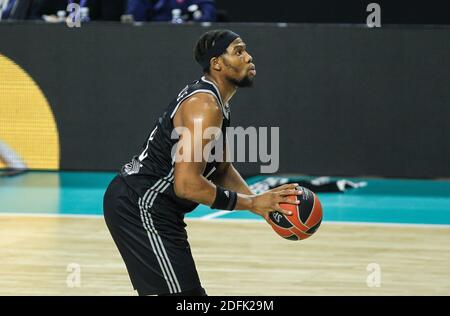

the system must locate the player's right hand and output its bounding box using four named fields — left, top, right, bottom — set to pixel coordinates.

left=249, top=183, right=303, bottom=220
